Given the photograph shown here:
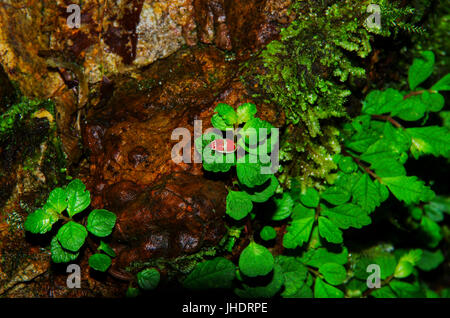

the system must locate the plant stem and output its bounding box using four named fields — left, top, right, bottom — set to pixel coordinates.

left=341, top=149, right=381, bottom=181
left=371, top=114, right=404, bottom=129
